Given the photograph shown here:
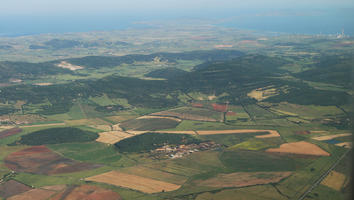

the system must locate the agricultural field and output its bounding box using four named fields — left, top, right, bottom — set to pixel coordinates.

left=4, top=146, right=102, bottom=175
left=51, top=185, right=122, bottom=200
left=0, top=28, right=352, bottom=200
left=120, top=118, right=180, bottom=131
